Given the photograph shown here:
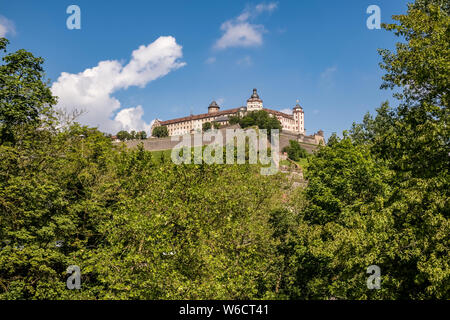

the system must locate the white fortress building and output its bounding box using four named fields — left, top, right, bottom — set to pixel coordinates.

left=151, top=88, right=306, bottom=137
